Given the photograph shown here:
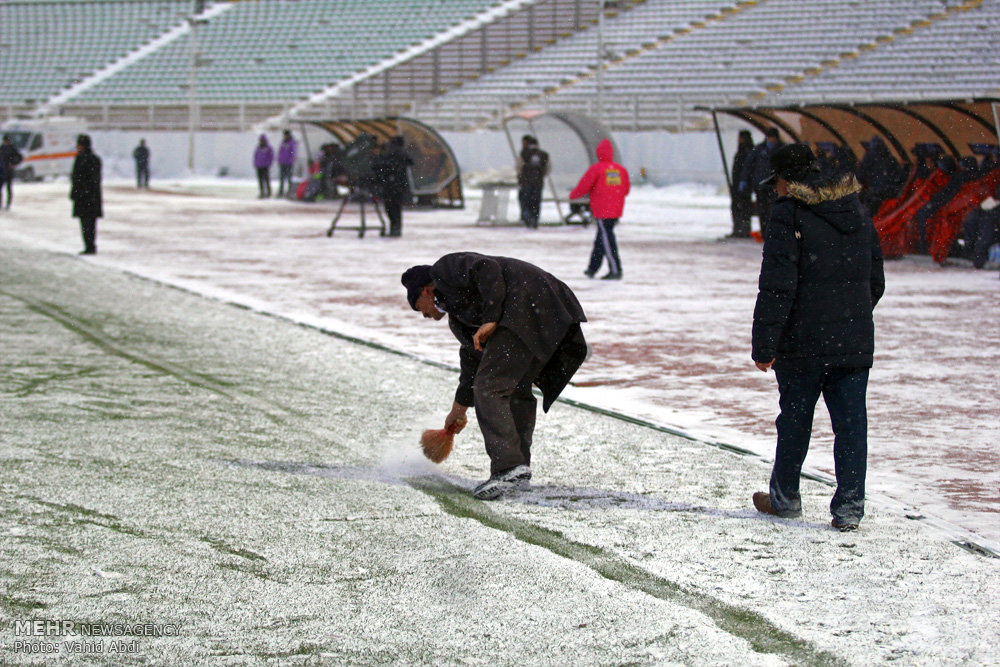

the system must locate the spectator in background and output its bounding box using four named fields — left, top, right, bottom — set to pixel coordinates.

left=0, top=134, right=24, bottom=209
left=571, top=138, right=630, bottom=280
left=253, top=134, right=274, bottom=198
left=517, top=135, right=550, bottom=229
left=728, top=130, right=754, bottom=238
left=132, top=139, right=150, bottom=189
left=751, top=143, right=884, bottom=532
left=856, top=136, right=901, bottom=216
left=373, top=135, right=414, bottom=237
left=70, top=134, right=103, bottom=255
left=740, top=127, right=784, bottom=235
left=962, top=185, right=1000, bottom=269
left=277, top=130, right=297, bottom=198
